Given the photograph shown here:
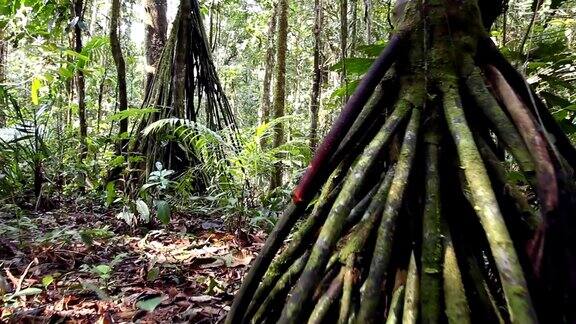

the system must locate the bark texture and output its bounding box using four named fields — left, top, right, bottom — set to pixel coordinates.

left=0, top=33, right=6, bottom=126
left=259, top=5, right=278, bottom=131
left=110, top=0, right=128, bottom=154
left=144, top=0, right=167, bottom=93
left=269, top=0, right=289, bottom=190
left=72, top=0, right=87, bottom=160
left=309, top=0, right=323, bottom=150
